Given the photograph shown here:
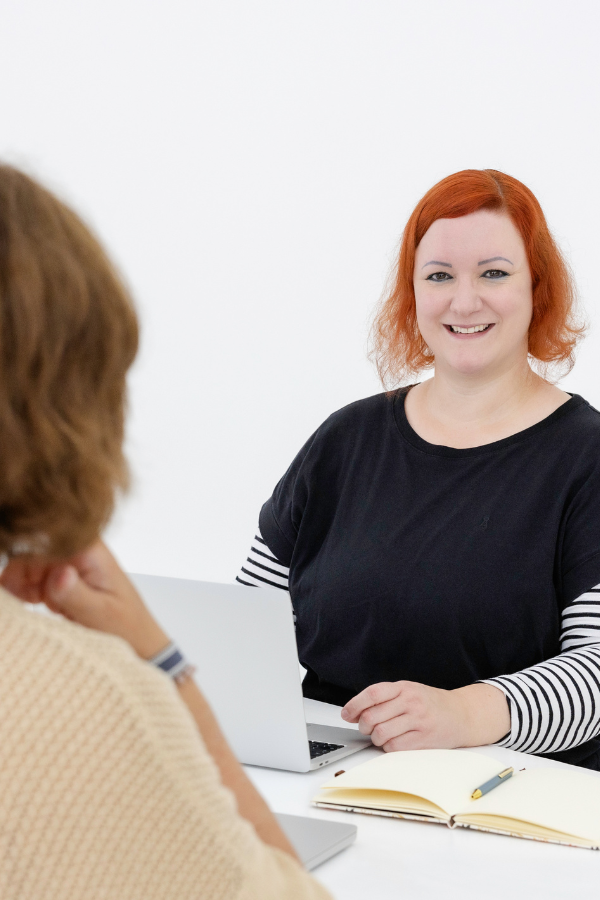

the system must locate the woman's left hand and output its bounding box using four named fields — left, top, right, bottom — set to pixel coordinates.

left=340, top=680, right=510, bottom=751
